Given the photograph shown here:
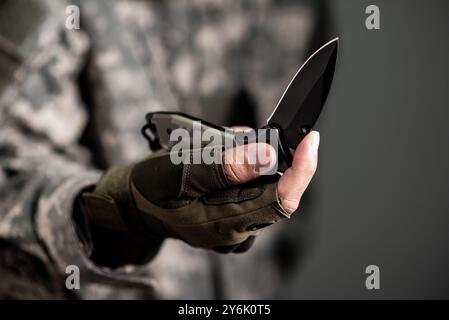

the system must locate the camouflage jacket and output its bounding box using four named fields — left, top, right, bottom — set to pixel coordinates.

left=0, top=0, right=330, bottom=299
